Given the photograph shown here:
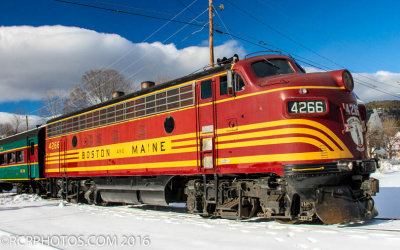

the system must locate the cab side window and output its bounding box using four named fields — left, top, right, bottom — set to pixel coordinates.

left=219, top=76, right=228, bottom=95
left=234, top=73, right=245, bottom=92
left=201, top=80, right=212, bottom=99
